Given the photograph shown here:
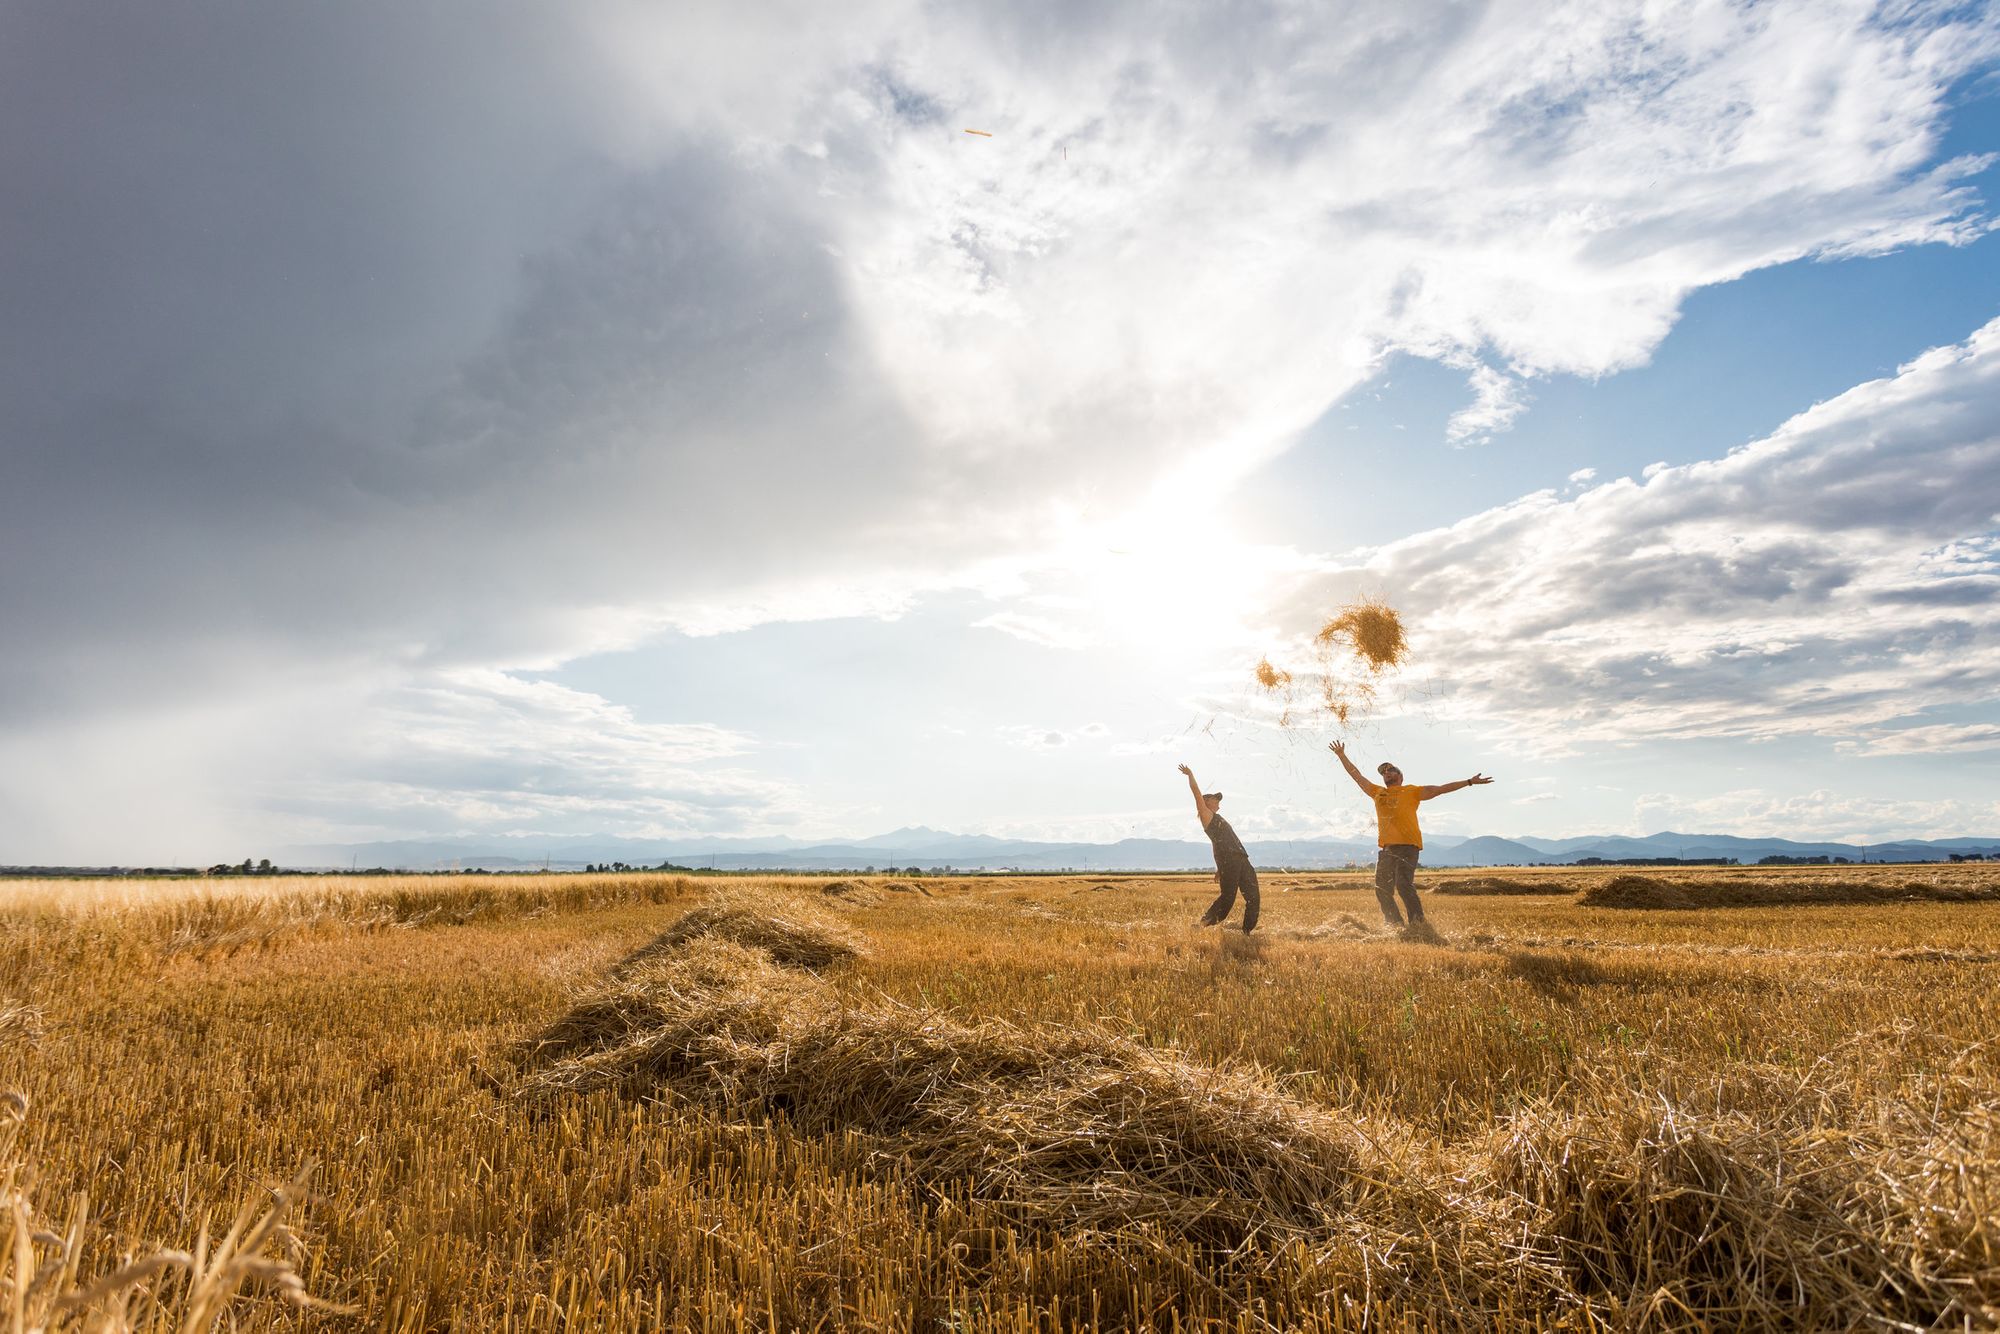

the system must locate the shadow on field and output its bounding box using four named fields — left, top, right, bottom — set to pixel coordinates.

left=1498, top=950, right=1646, bottom=997
left=1261, top=912, right=1390, bottom=943
left=1216, top=931, right=1266, bottom=964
